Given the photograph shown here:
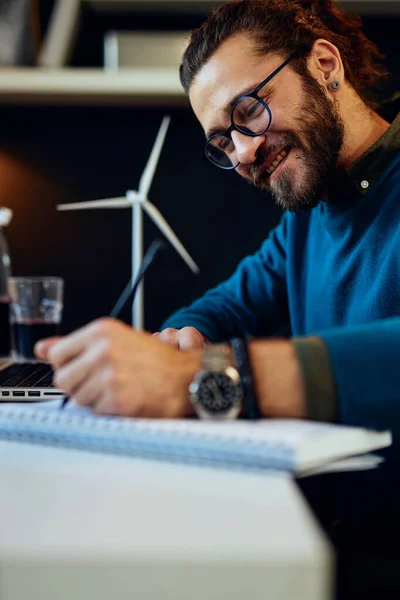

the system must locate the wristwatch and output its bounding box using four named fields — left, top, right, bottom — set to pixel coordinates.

left=189, top=344, right=243, bottom=420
